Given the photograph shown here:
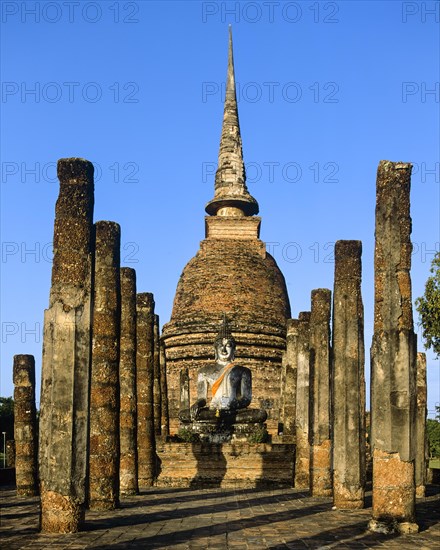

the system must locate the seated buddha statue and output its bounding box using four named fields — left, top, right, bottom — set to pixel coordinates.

left=179, top=317, right=267, bottom=427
